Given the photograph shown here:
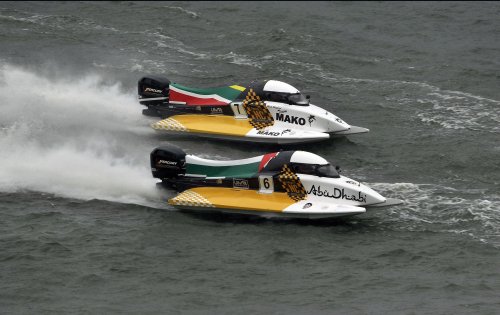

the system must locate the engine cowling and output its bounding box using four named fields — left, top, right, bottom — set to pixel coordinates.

left=138, top=75, right=170, bottom=109
left=150, top=144, right=186, bottom=180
